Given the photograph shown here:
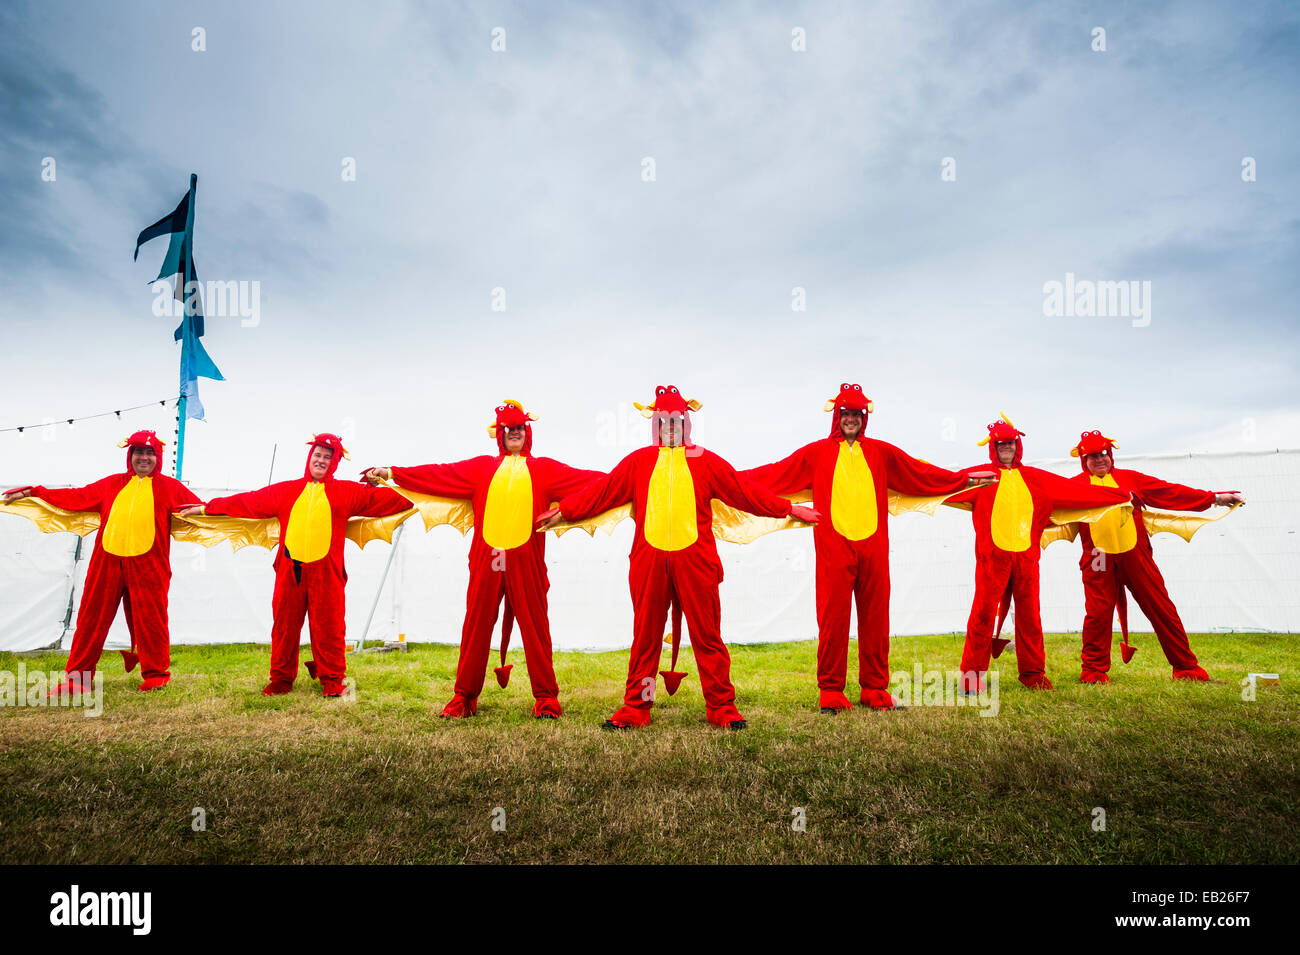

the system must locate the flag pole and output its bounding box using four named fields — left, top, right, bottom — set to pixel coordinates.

left=175, top=394, right=187, bottom=479
left=175, top=173, right=197, bottom=482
